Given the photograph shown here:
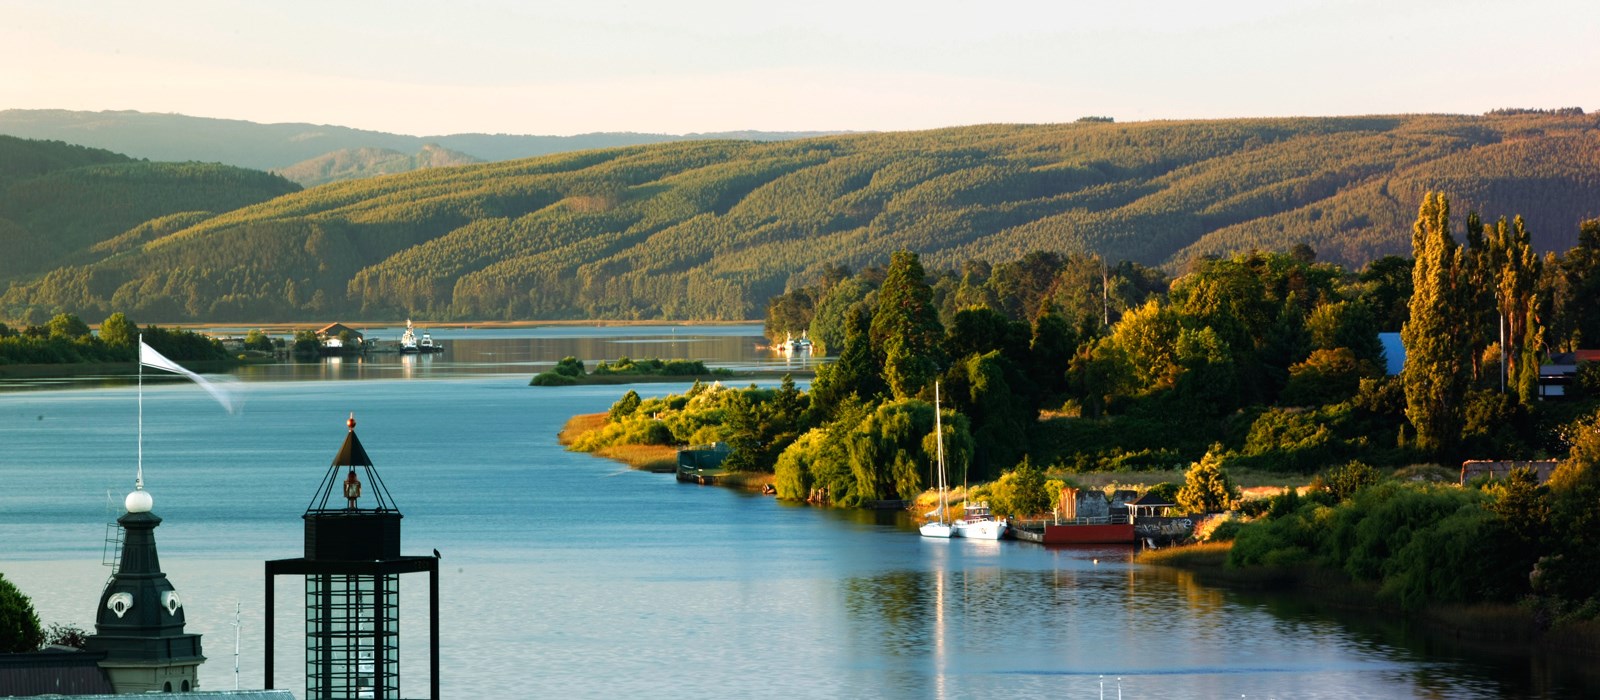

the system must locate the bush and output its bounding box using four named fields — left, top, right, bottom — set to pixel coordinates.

left=553, top=356, right=586, bottom=377
left=1321, top=460, right=1380, bottom=502
left=1177, top=447, right=1239, bottom=514
left=609, top=390, right=643, bottom=421
left=987, top=458, right=1051, bottom=517
left=0, top=573, right=42, bottom=653
left=529, top=371, right=577, bottom=386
